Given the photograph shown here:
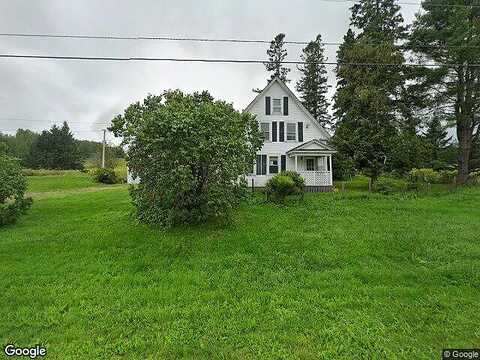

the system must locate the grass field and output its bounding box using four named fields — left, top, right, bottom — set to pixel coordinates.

left=27, top=172, right=97, bottom=193
left=1, top=175, right=479, bottom=359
